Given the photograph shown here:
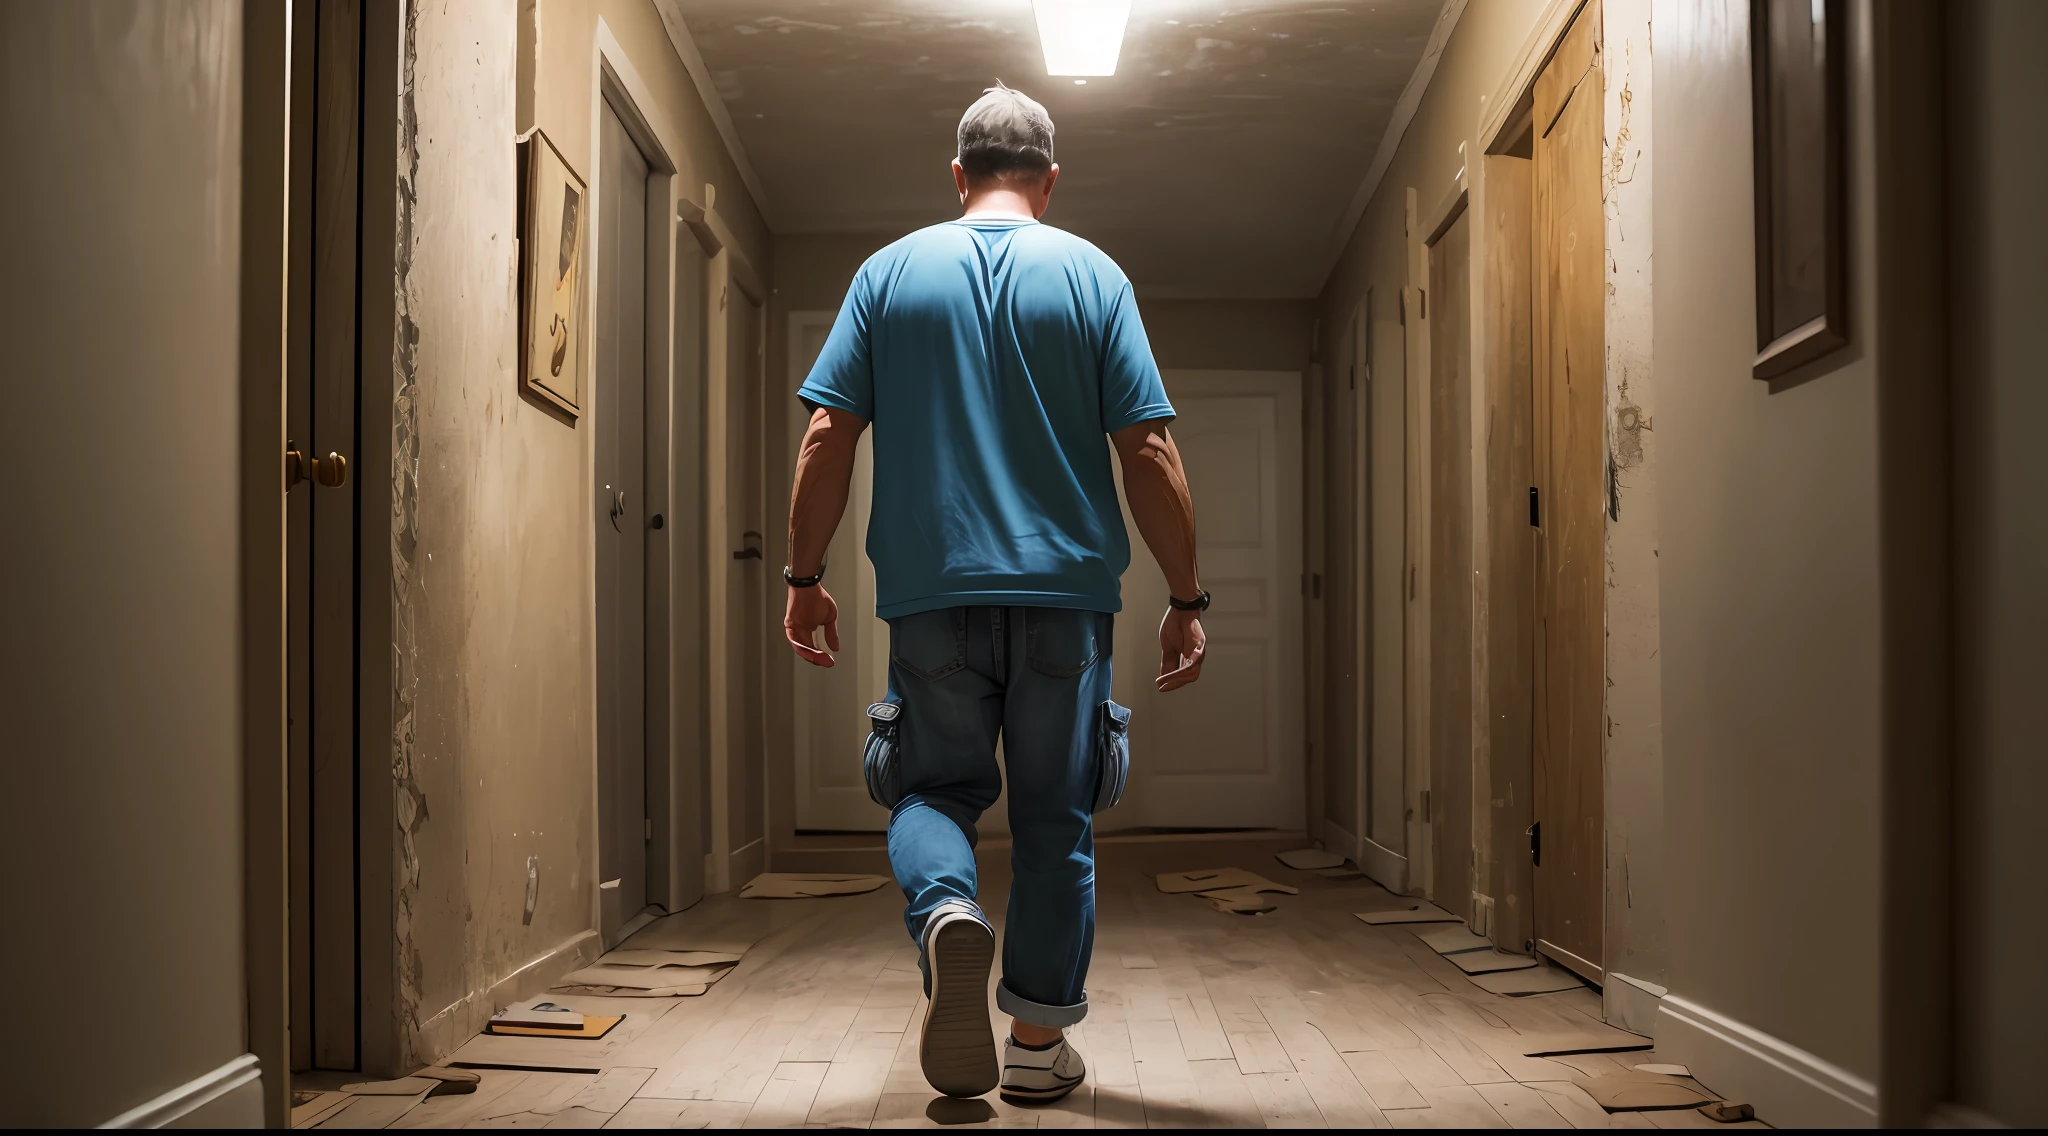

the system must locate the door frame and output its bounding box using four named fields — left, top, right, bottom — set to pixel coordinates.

left=1422, top=184, right=1476, bottom=920
left=591, top=61, right=679, bottom=944
left=591, top=23, right=710, bottom=919
left=681, top=194, right=765, bottom=895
